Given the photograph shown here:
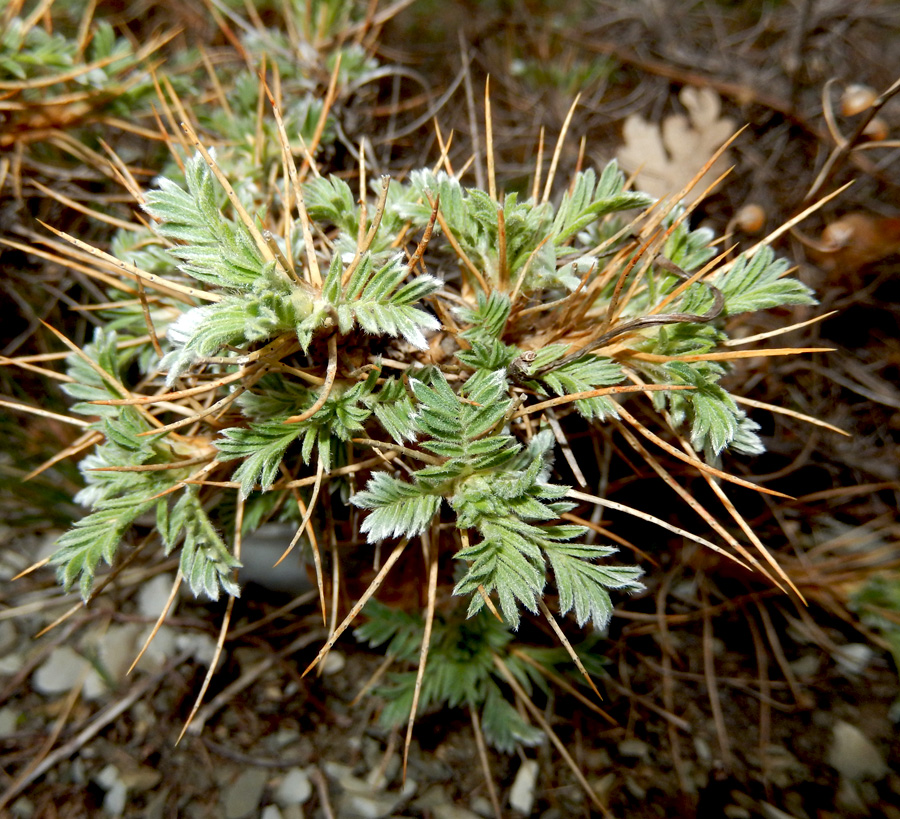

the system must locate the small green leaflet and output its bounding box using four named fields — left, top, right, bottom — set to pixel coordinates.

left=712, top=246, right=815, bottom=314
left=320, top=251, right=441, bottom=349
